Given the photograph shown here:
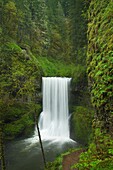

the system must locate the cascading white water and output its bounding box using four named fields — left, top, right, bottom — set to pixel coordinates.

left=39, top=77, right=71, bottom=140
